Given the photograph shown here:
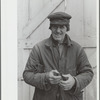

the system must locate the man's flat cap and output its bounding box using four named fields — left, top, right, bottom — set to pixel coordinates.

left=48, top=12, right=72, bottom=25
left=48, top=12, right=72, bottom=20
